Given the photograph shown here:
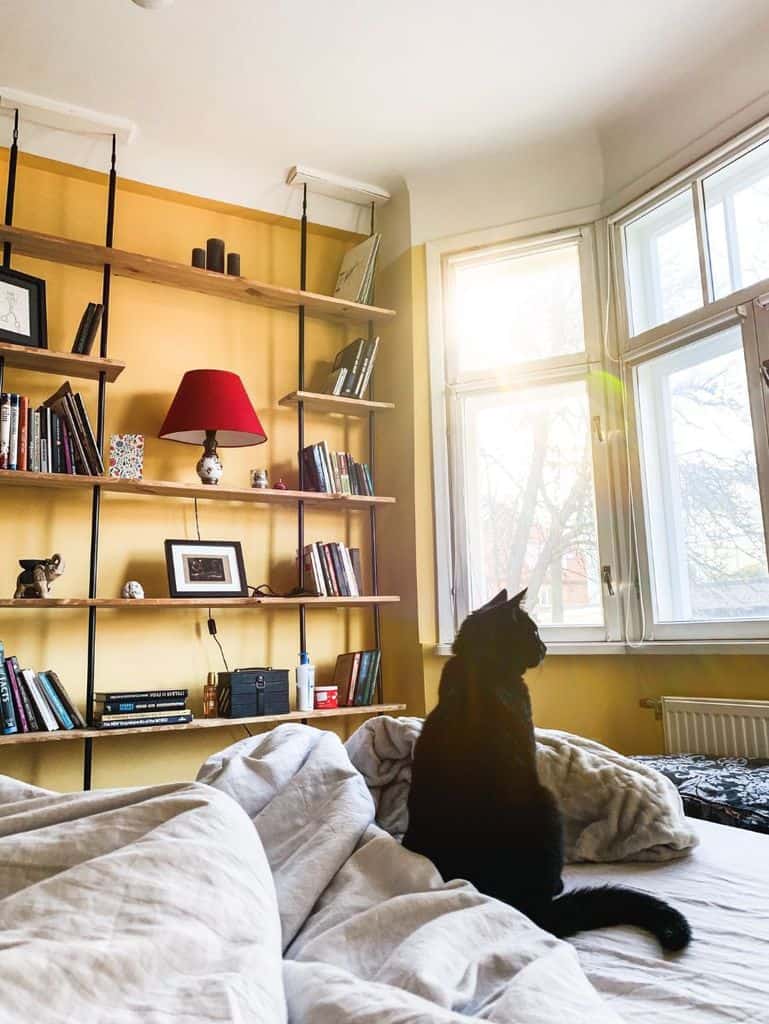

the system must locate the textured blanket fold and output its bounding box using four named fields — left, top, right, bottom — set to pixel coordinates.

left=198, top=724, right=624, bottom=1023
left=346, top=716, right=698, bottom=862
